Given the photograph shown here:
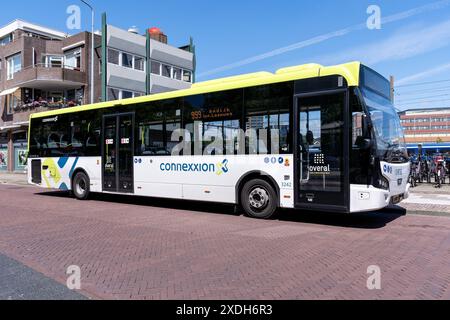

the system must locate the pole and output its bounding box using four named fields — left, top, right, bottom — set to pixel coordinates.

left=91, top=8, right=95, bottom=104
left=390, top=75, right=395, bottom=104
left=146, top=30, right=151, bottom=95
left=80, top=0, right=95, bottom=104
left=101, top=13, right=107, bottom=102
